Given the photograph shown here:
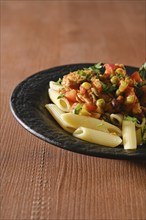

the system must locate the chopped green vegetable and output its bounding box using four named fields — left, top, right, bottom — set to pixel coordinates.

left=101, top=82, right=117, bottom=93
left=139, top=62, right=146, bottom=80
left=124, top=115, right=139, bottom=124
left=77, top=70, right=92, bottom=80
left=94, top=62, right=103, bottom=69
left=85, top=62, right=103, bottom=75
left=74, top=103, right=82, bottom=114
left=77, top=70, right=86, bottom=76
left=56, top=78, right=62, bottom=84
left=110, top=84, right=118, bottom=92
left=101, top=82, right=109, bottom=93
left=86, top=73, right=92, bottom=80
left=136, top=81, right=146, bottom=88
left=57, top=94, right=64, bottom=99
